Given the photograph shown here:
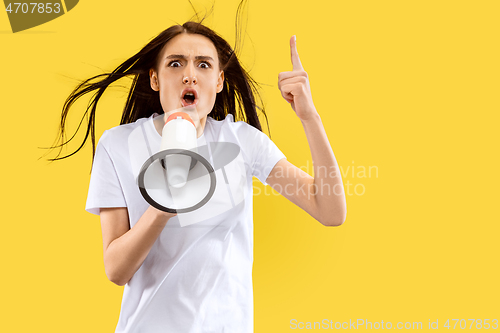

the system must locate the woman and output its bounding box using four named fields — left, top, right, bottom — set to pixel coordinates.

left=52, top=21, right=346, bottom=332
